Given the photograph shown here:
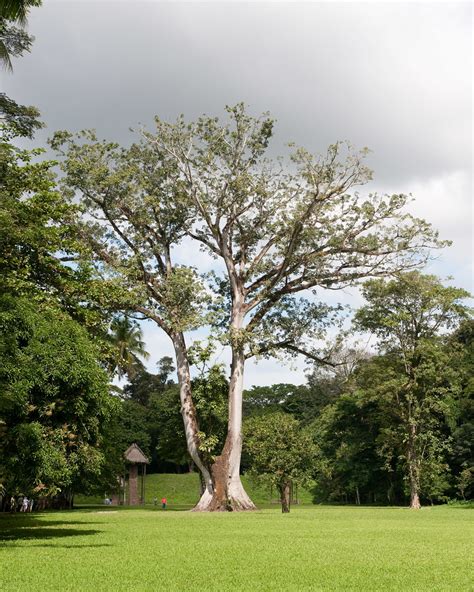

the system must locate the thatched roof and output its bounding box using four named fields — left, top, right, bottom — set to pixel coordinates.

left=124, top=443, right=149, bottom=464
